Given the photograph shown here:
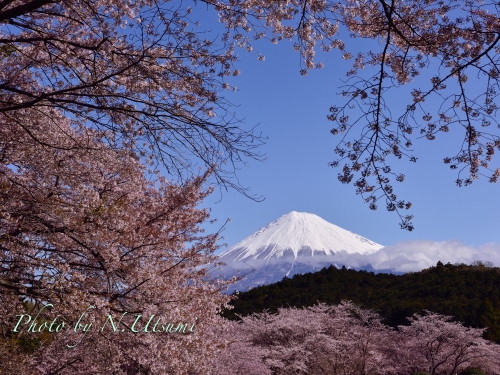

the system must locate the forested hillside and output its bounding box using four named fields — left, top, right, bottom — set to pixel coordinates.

left=224, top=261, right=500, bottom=343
